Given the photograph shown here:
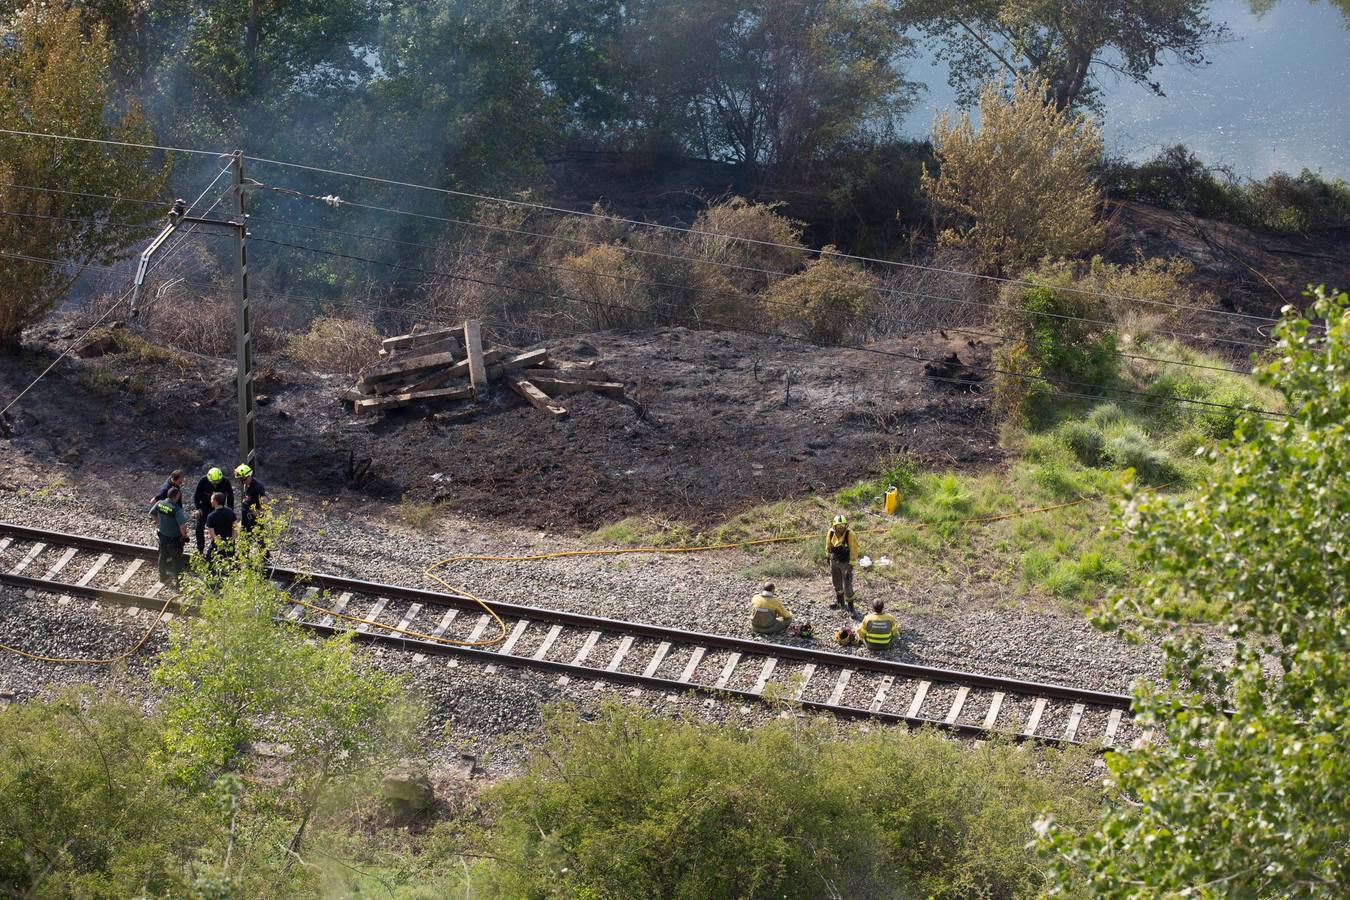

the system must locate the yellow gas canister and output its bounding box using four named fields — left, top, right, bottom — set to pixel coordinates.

left=884, top=485, right=899, bottom=515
